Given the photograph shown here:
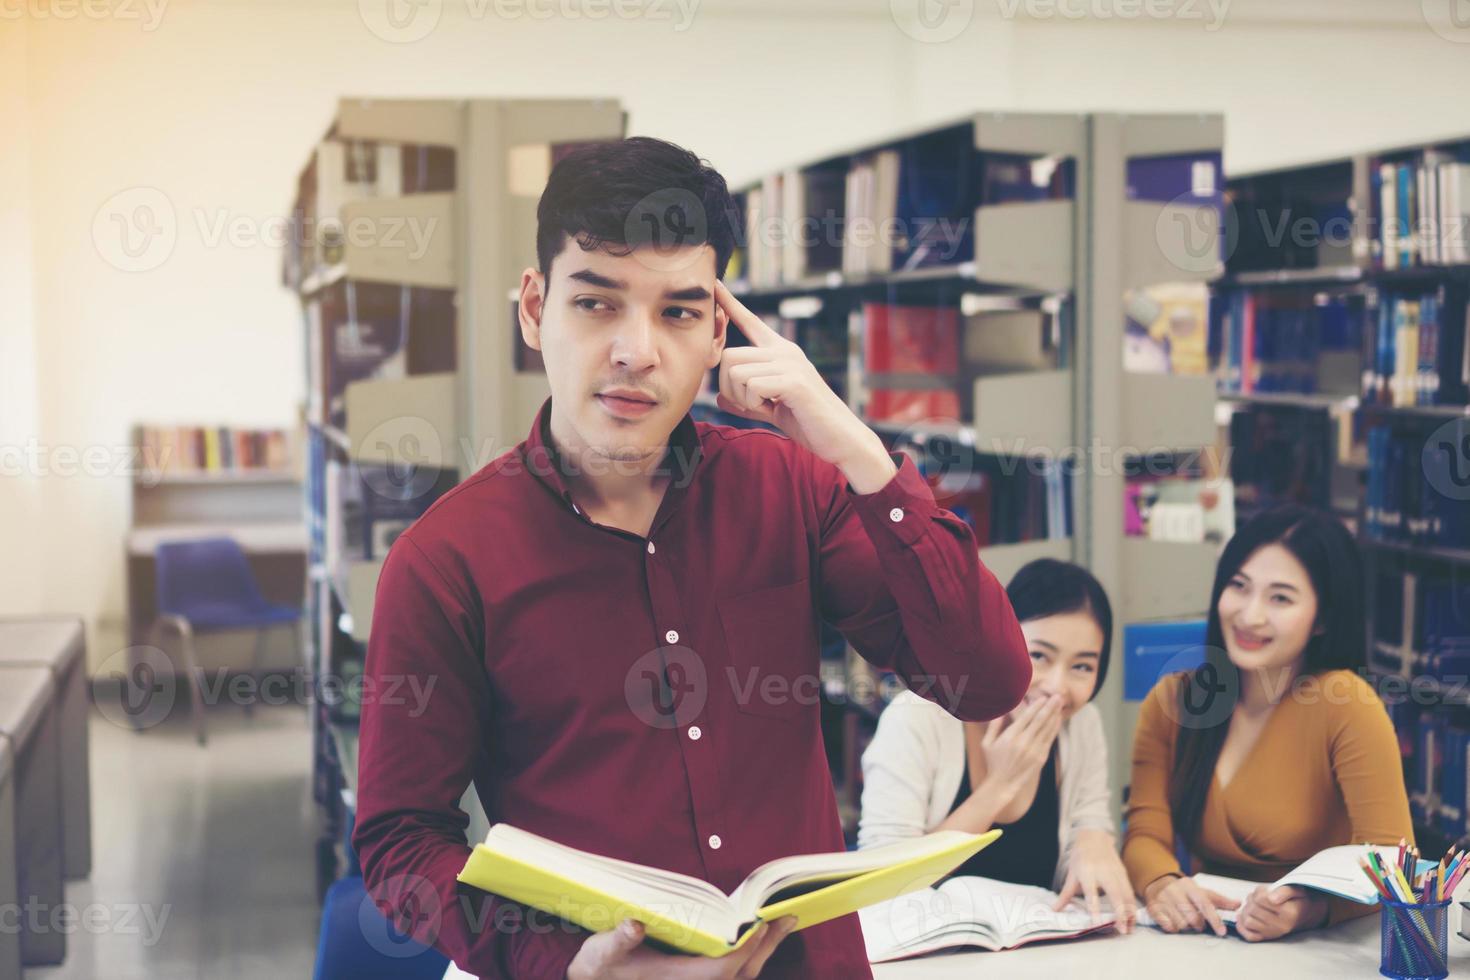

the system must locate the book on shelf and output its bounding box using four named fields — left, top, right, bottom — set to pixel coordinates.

left=859, top=876, right=1115, bottom=962
left=311, top=280, right=457, bottom=428
left=286, top=138, right=458, bottom=291
left=1370, top=147, right=1470, bottom=270
left=1227, top=405, right=1336, bottom=514
left=738, top=121, right=1078, bottom=289
left=1212, top=290, right=1365, bottom=396
left=1362, top=284, right=1469, bottom=408
left=1125, top=476, right=1235, bottom=544
left=455, top=823, right=1001, bottom=958
left=1124, top=282, right=1210, bottom=375
left=860, top=303, right=961, bottom=424
left=1365, top=419, right=1470, bottom=550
